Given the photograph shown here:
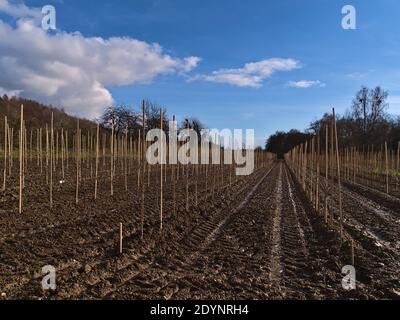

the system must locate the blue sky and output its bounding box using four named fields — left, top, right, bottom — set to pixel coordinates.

left=1, top=0, right=400, bottom=145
